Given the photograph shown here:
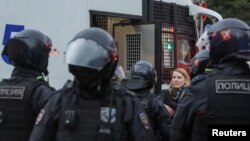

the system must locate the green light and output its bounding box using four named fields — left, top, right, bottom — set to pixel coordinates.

left=167, top=44, right=172, bottom=49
